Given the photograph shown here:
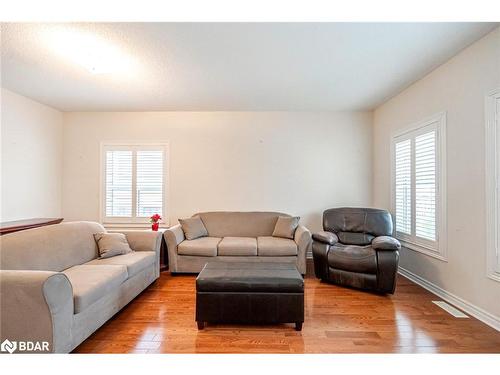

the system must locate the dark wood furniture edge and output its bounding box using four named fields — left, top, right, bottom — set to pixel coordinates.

left=0, top=218, right=64, bottom=235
